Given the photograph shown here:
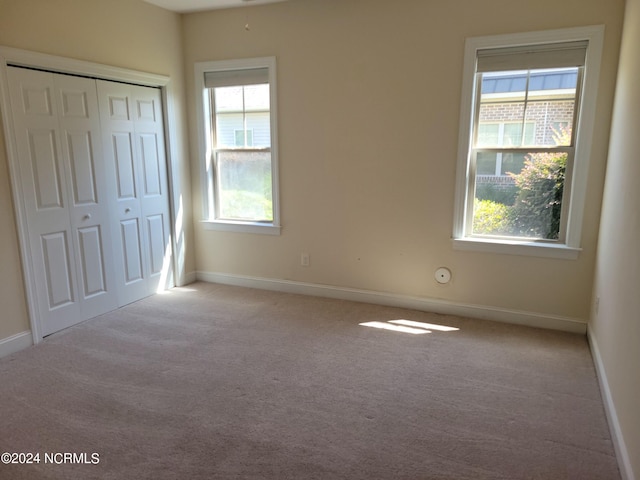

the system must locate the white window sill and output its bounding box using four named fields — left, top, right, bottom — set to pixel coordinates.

left=452, top=237, right=581, bottom=260
left=202, top=220, right=281, bottom=236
